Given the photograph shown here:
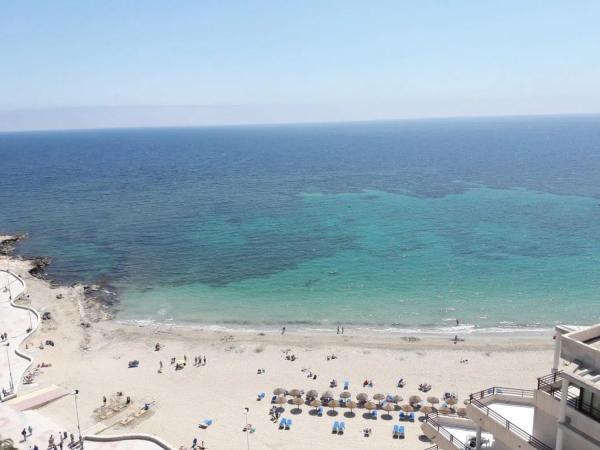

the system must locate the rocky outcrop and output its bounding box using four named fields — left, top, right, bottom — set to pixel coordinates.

left=28, top=256, right=52, bottom=278
left=0, top=233, right=26, bottom=255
